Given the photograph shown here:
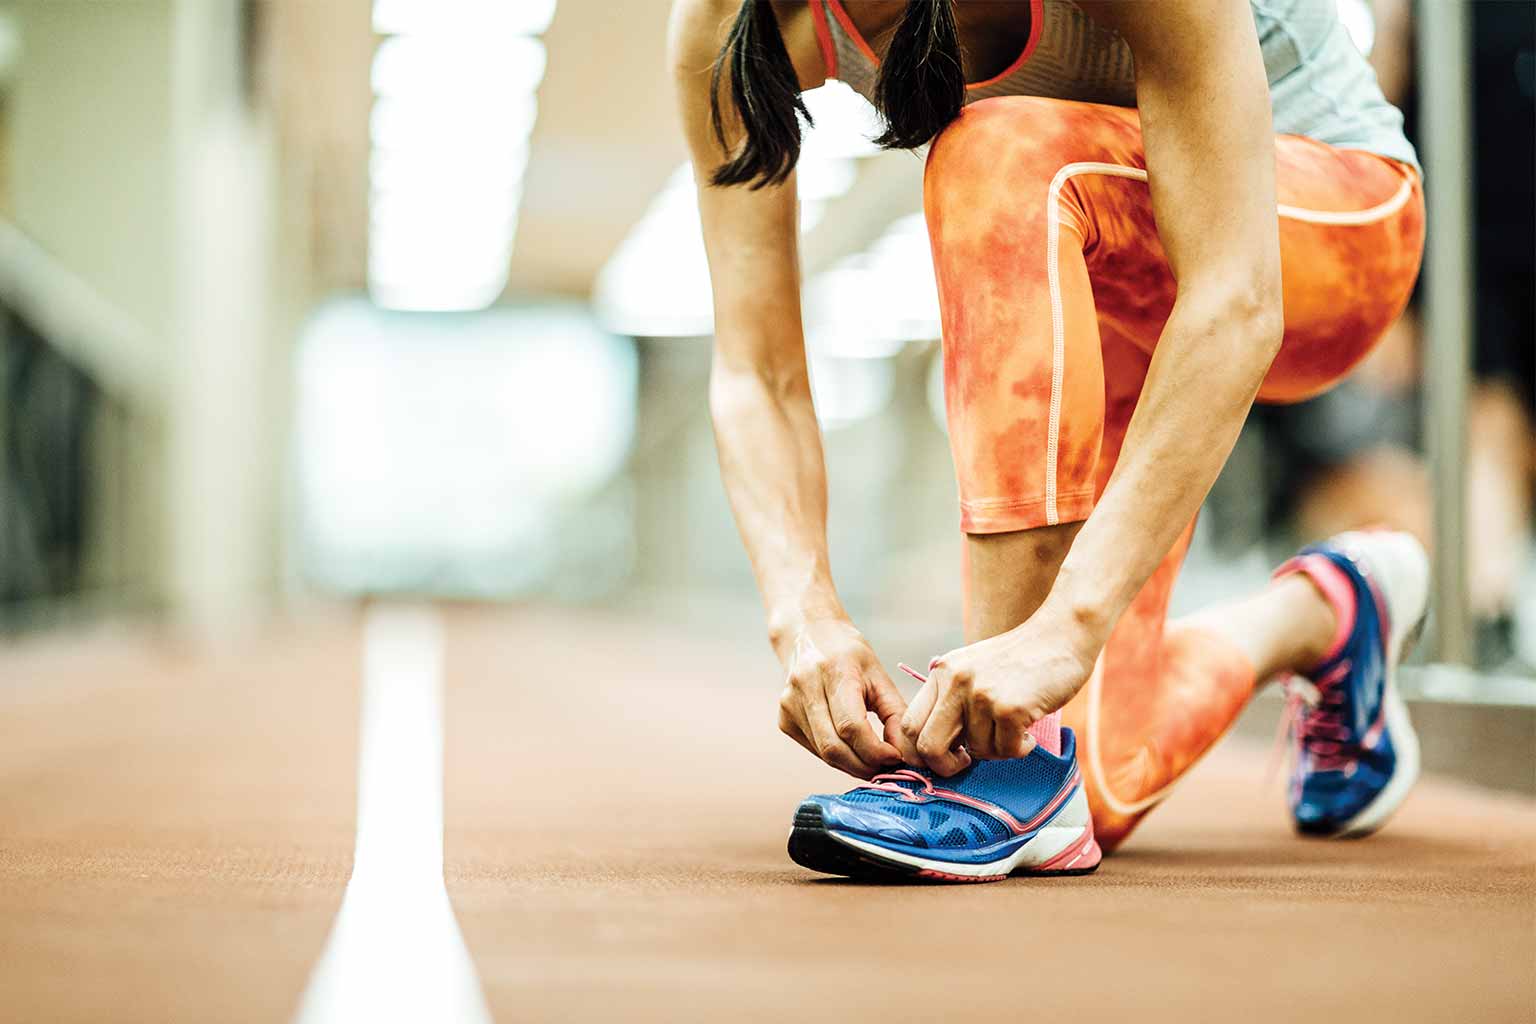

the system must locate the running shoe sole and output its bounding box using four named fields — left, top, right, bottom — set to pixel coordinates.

left=787, top=790, right=1103, bottom=883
